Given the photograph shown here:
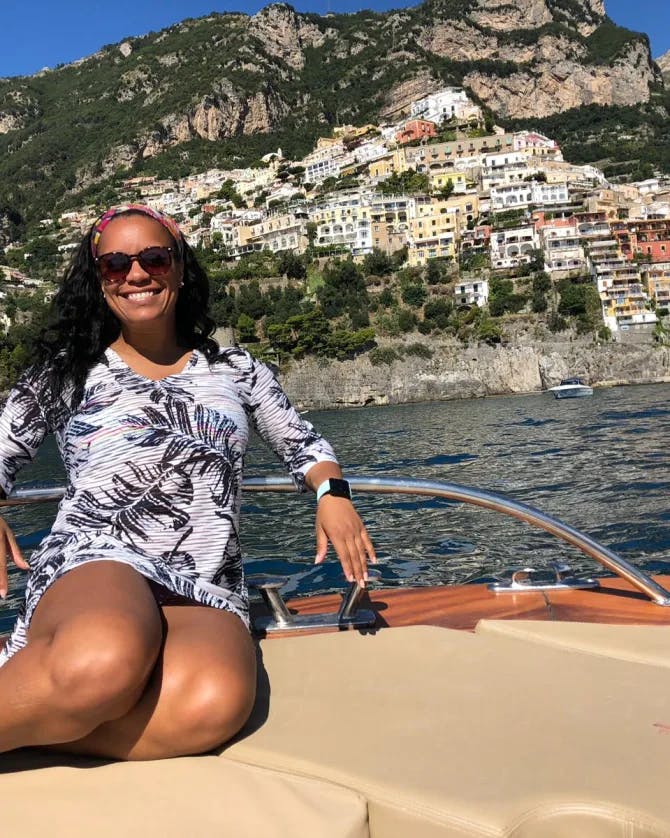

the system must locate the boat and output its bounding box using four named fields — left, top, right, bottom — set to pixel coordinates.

left=3, top=476, right=670, bottom=837
left=548, top=377, right=594, bottom=399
